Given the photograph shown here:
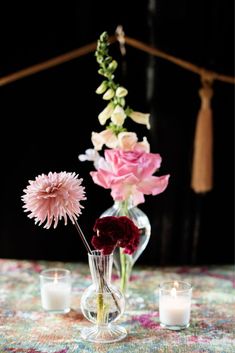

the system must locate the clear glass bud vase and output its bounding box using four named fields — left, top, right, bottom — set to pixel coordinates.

left=80, top=250, right=126, bottom=343
left=100, top=198, right=151, bottom=296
